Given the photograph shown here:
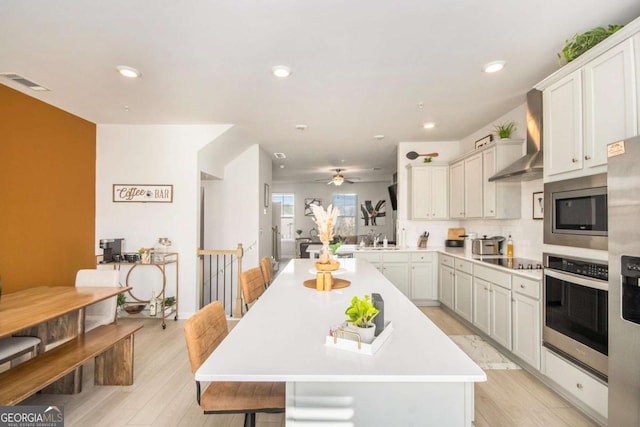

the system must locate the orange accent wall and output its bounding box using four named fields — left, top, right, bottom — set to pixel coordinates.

left=0, top=84, right=96, bottom=293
